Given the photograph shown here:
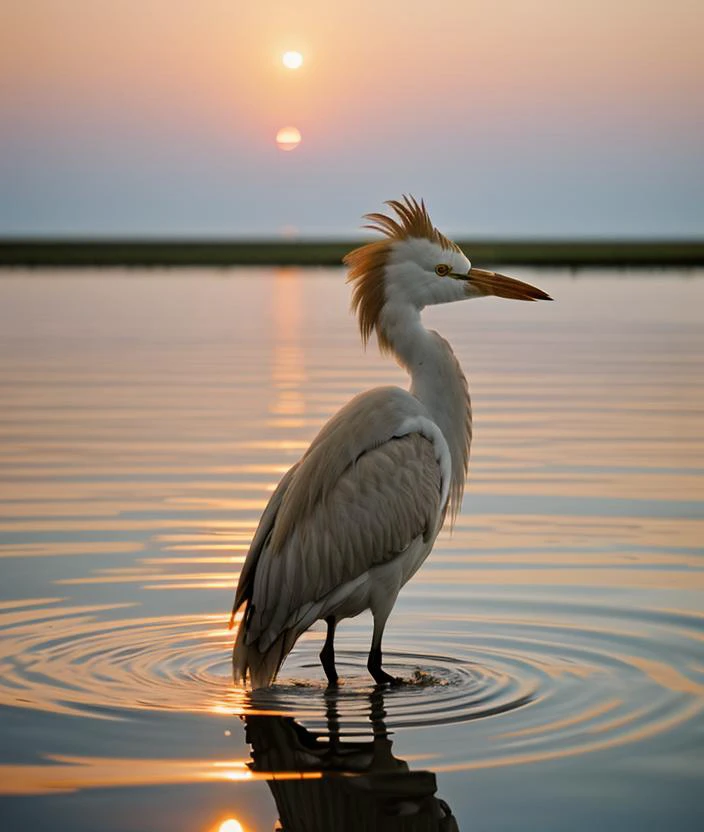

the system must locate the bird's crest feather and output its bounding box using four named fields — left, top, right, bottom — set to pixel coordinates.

left=343, top=195, right=460, bottom=353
